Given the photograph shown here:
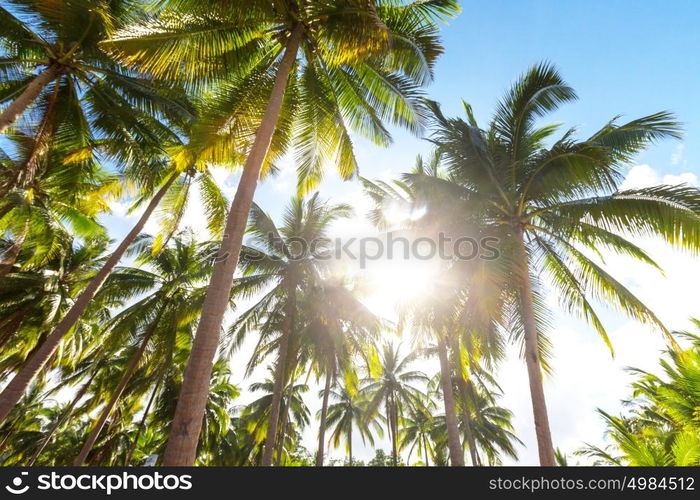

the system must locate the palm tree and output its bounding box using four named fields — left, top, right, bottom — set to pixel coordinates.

left=0, top=87, right=249, bottom=424
left=104, top=0, right=459, bottom=465
left=0, top=237, right=112, bottom=377
left=0, top=132, right=114, bottom=276
left=364, top=343, right=427, bottom=466
left=361, top=153, right=512, bottom=467
left=243, top=376, right=311, bottom=466
left=71, top=234, right=217, bottom=465
left=299, top=278, right=382, bottom=466
left=226, top=194, right=353, bottom=465
left=401, top=63, right=700, bottom=464
left=400, top=404, right=436, bottom=465
left=459, top=372, right=521, bottom=465
left=0, top=170, right=180, bottom=424
left=326, top=382, right=381, bottom=466
left=579, top=324, right=700, bottom=466
left=0, top=1, right=190, bottom=188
